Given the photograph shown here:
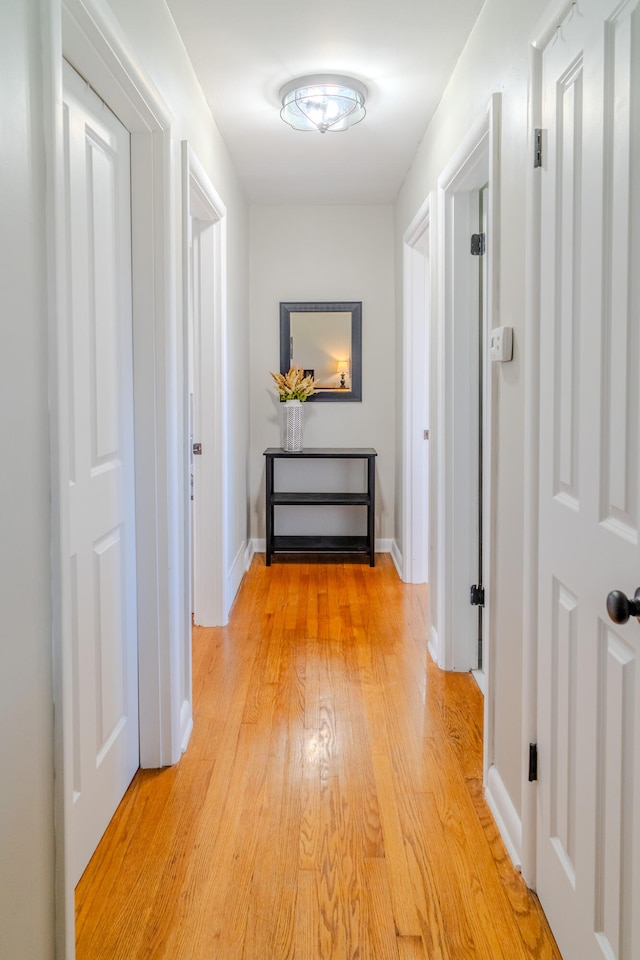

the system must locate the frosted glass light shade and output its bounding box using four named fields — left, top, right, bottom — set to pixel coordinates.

left=279, top=75, right=367, bottom=134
